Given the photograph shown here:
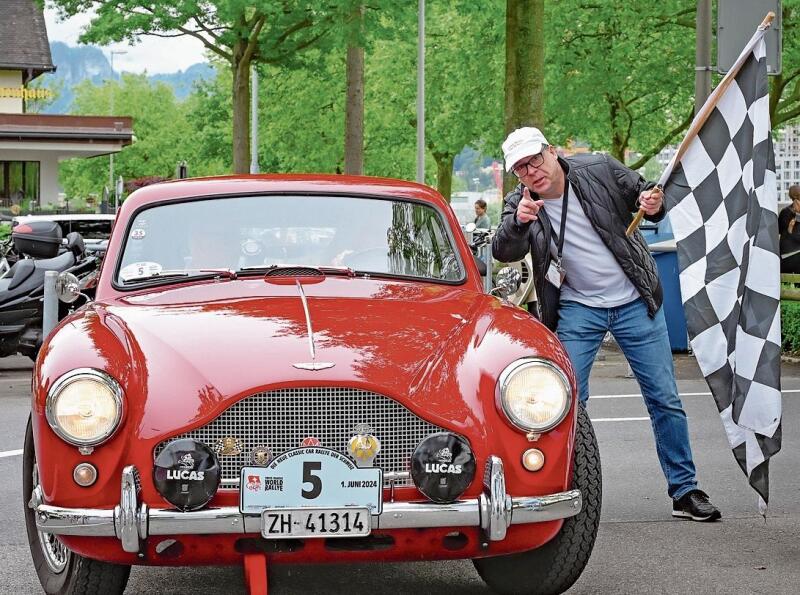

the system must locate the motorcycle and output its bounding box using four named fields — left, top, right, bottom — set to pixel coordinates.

left=0, top=221, right=97, bottom=360
left=464, top=223, right=536, bottom=308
